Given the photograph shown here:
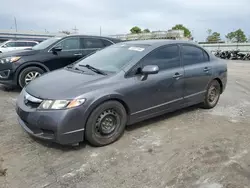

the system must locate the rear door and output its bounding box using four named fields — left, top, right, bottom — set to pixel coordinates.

left=181, top=44, right=212, bottom=104
left=80, top=37, right=107, bottom=58
left=45, top=37, right=81, bottom=70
